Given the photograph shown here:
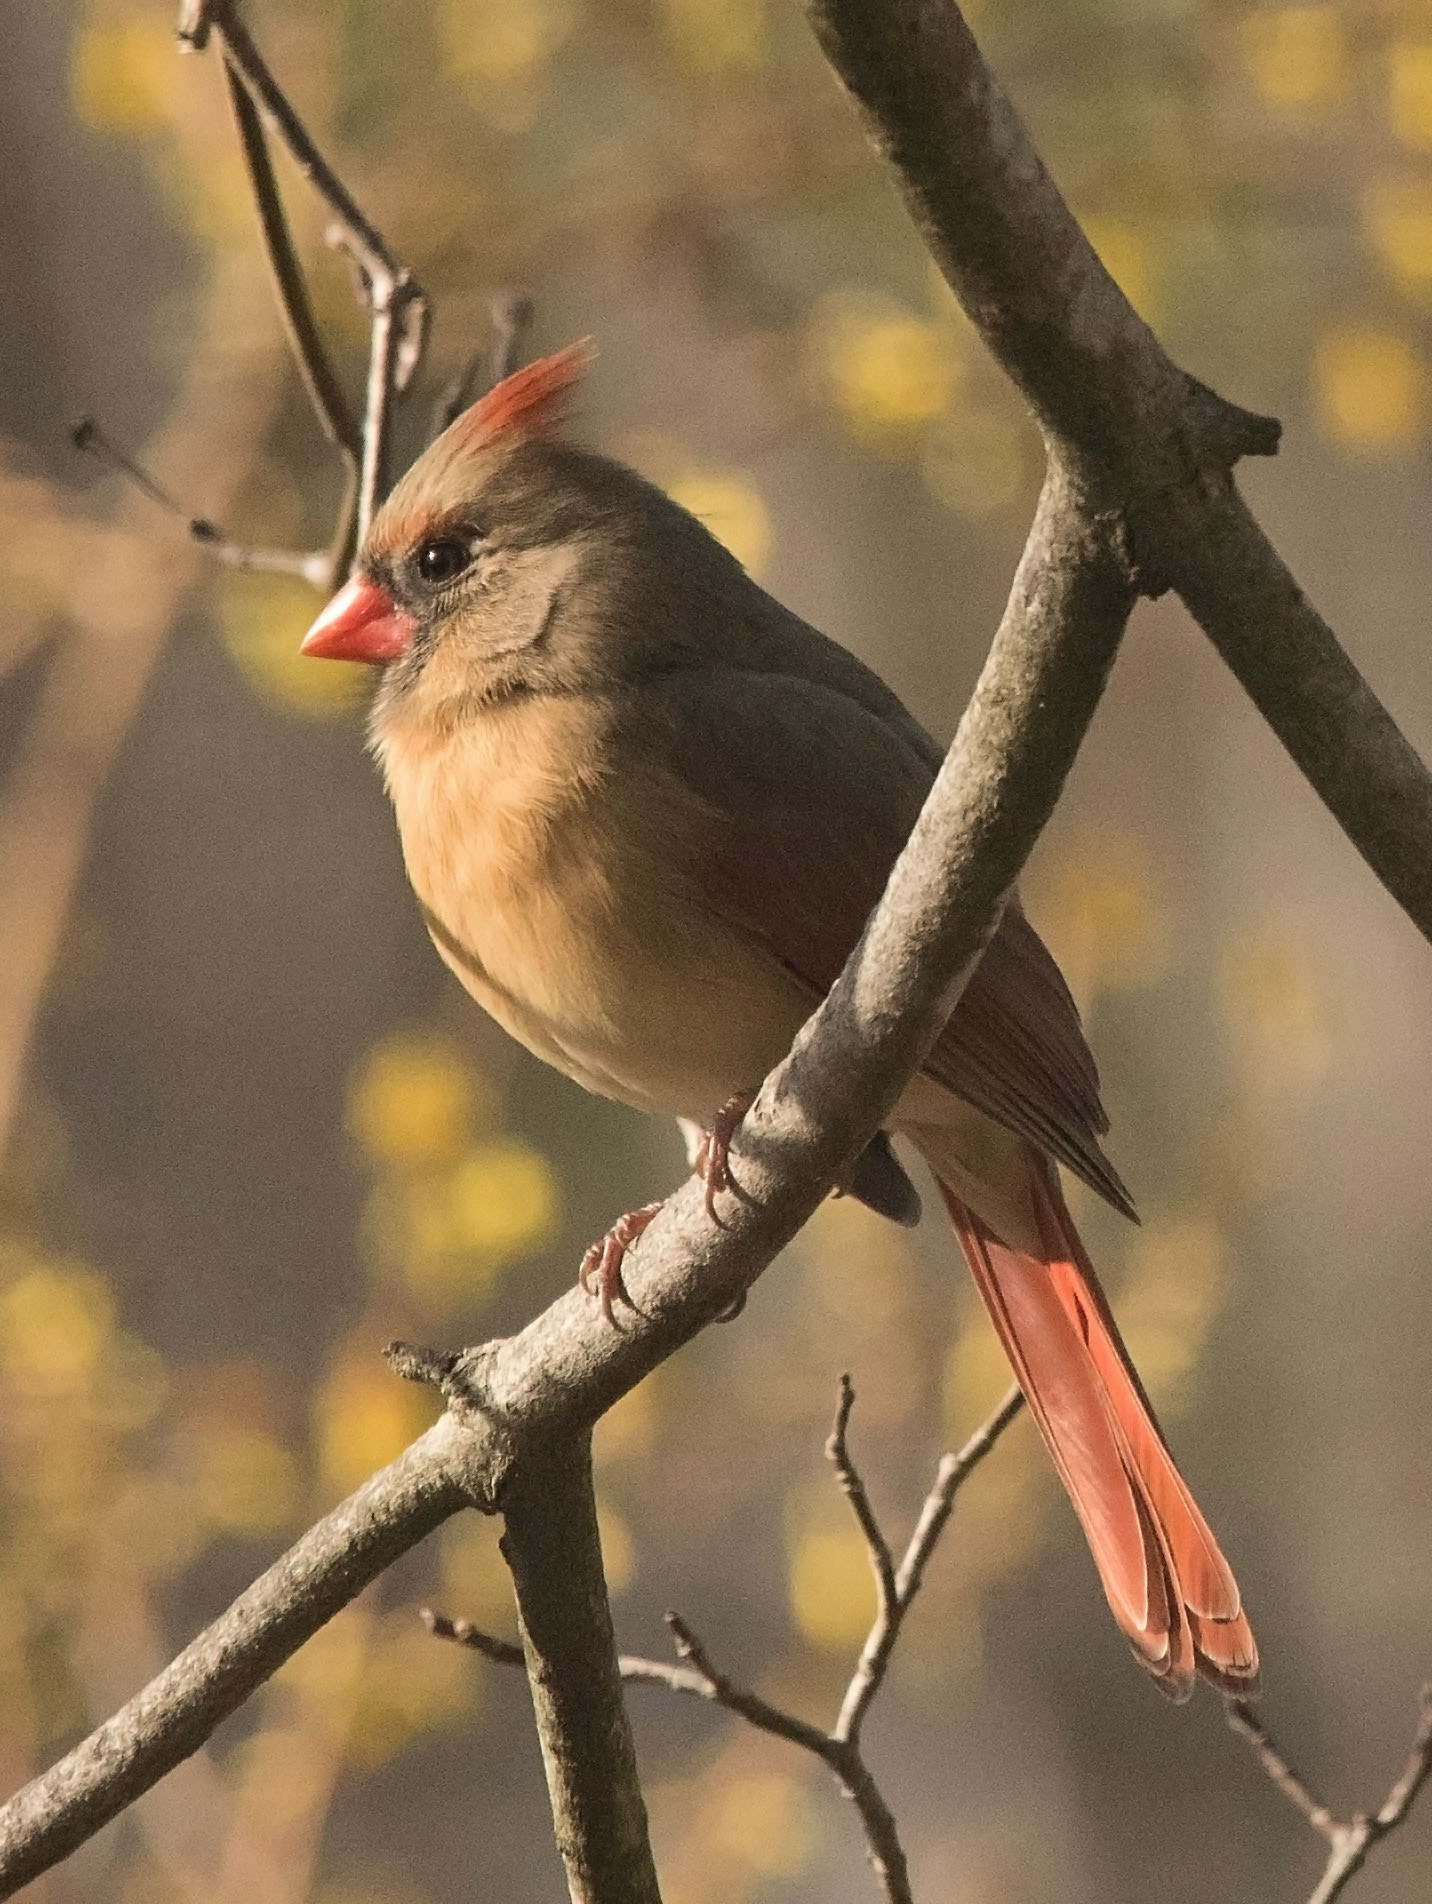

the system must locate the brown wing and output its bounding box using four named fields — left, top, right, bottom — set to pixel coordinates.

left=621, top=662, right=1134, bottom=1216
